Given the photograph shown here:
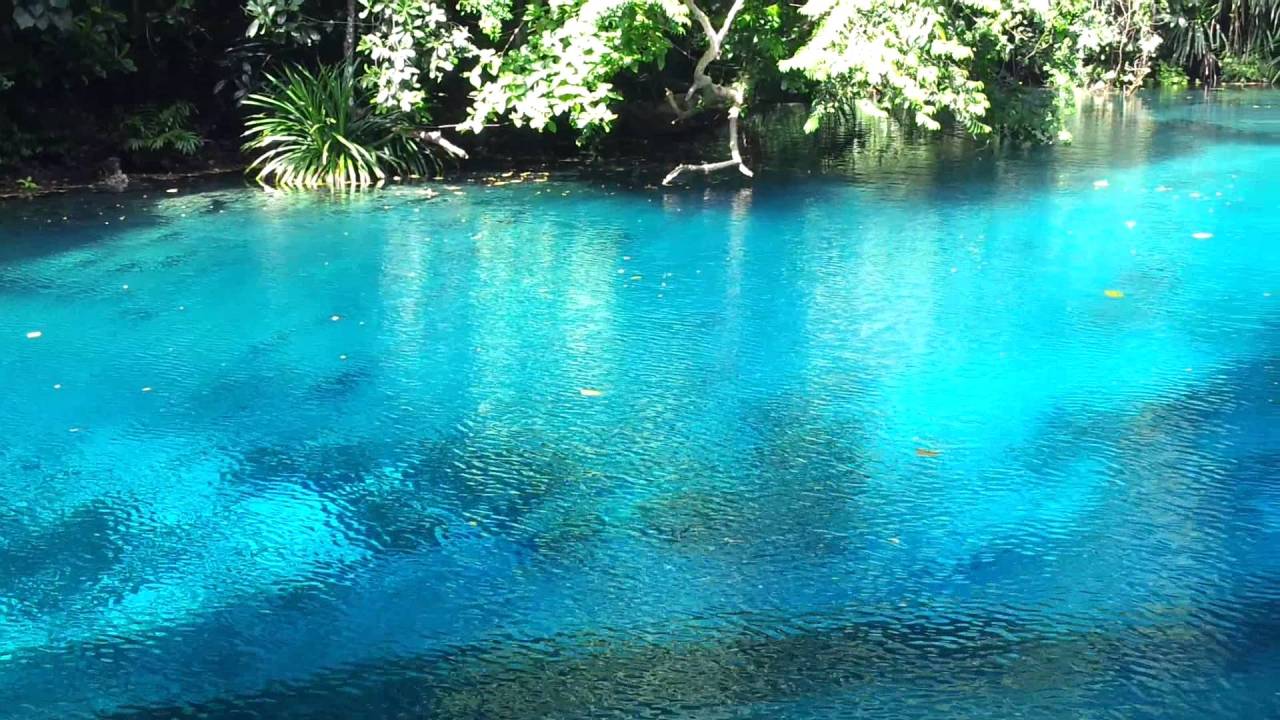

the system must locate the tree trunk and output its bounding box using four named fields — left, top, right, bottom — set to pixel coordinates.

left=344, top=0, right=357, bottom=68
